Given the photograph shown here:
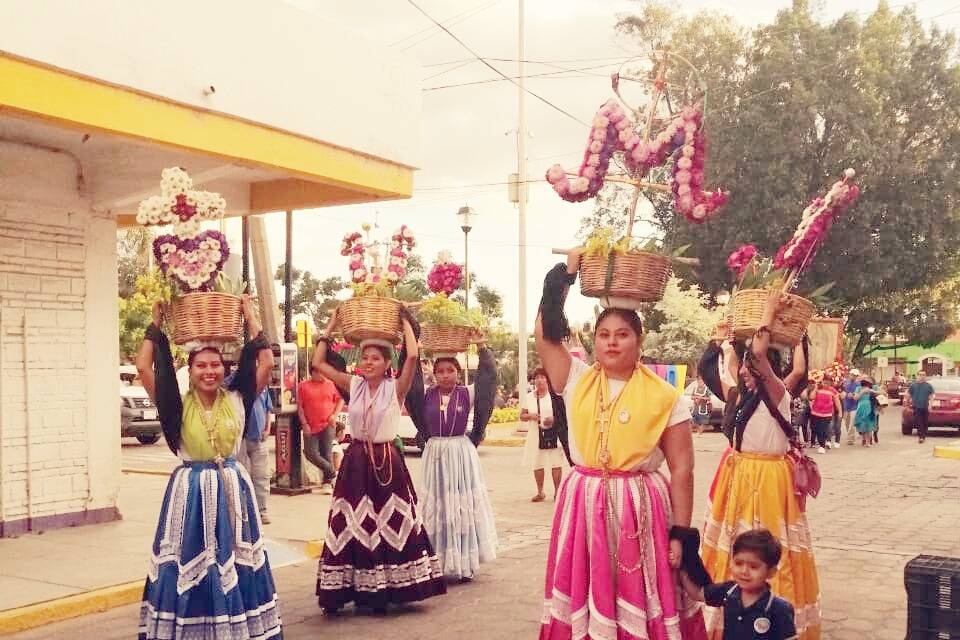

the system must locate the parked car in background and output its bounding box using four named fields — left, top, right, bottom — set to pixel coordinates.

left=120, top=365, right=162, bottom=445
left=885, top=376, right=907, bottom=403
left=682, top=381, right=725, bottom=430
left=902, top=376, right=960, bottom=435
